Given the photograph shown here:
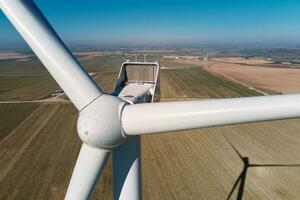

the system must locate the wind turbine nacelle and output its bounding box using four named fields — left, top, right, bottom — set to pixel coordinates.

left=114, top=61, right=160, bottom=103
left=77, top=95, right=128, bottom=150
